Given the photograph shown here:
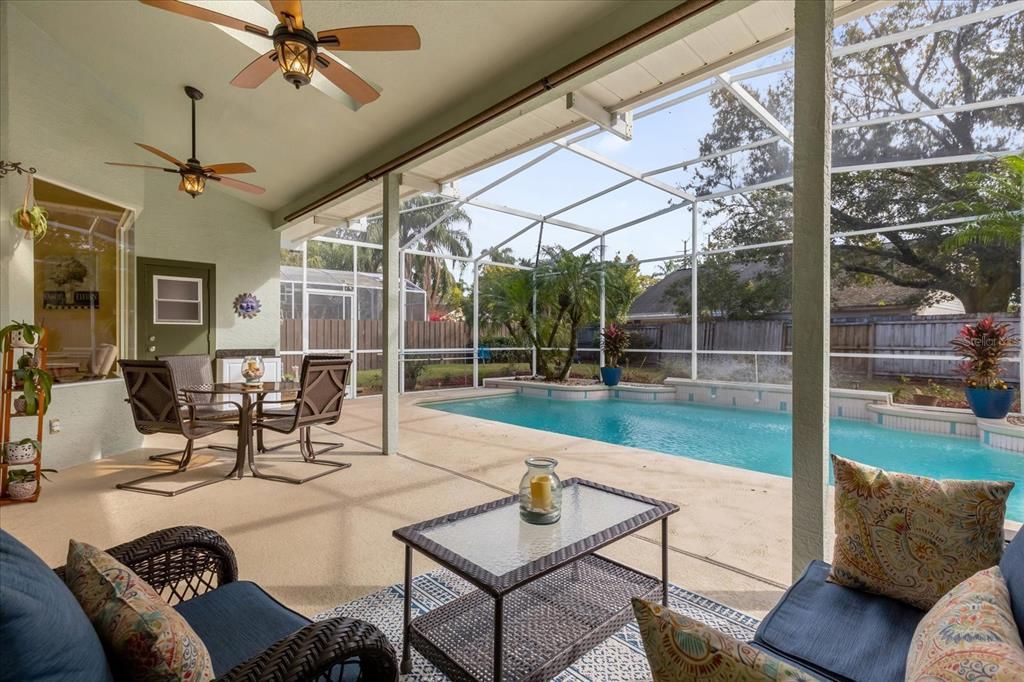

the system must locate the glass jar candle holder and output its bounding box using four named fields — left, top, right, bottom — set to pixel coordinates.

left=519, top=457, right=562, bottom=525
left=240, top=356, right=265, bottom=386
